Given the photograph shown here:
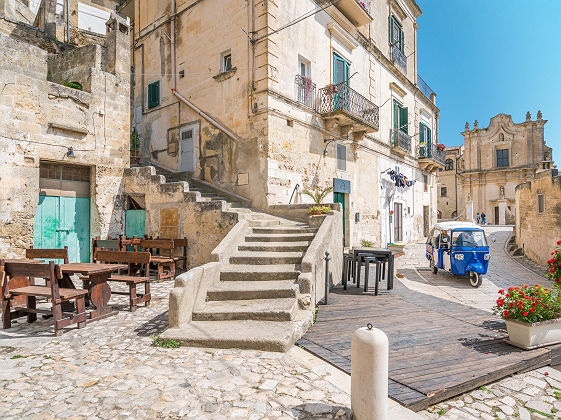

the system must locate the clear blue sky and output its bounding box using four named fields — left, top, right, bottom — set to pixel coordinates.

left=416, top=1, right=561, bottom=165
